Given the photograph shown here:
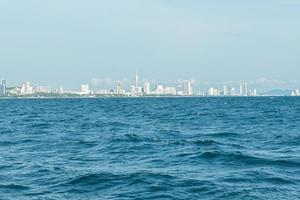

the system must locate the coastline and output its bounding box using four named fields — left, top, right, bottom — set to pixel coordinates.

left=0, top=95, right=297, bottom=100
